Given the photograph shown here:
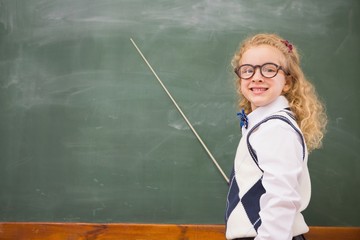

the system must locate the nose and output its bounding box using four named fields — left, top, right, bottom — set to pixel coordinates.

left=251, top=67, right=263, bottom=82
